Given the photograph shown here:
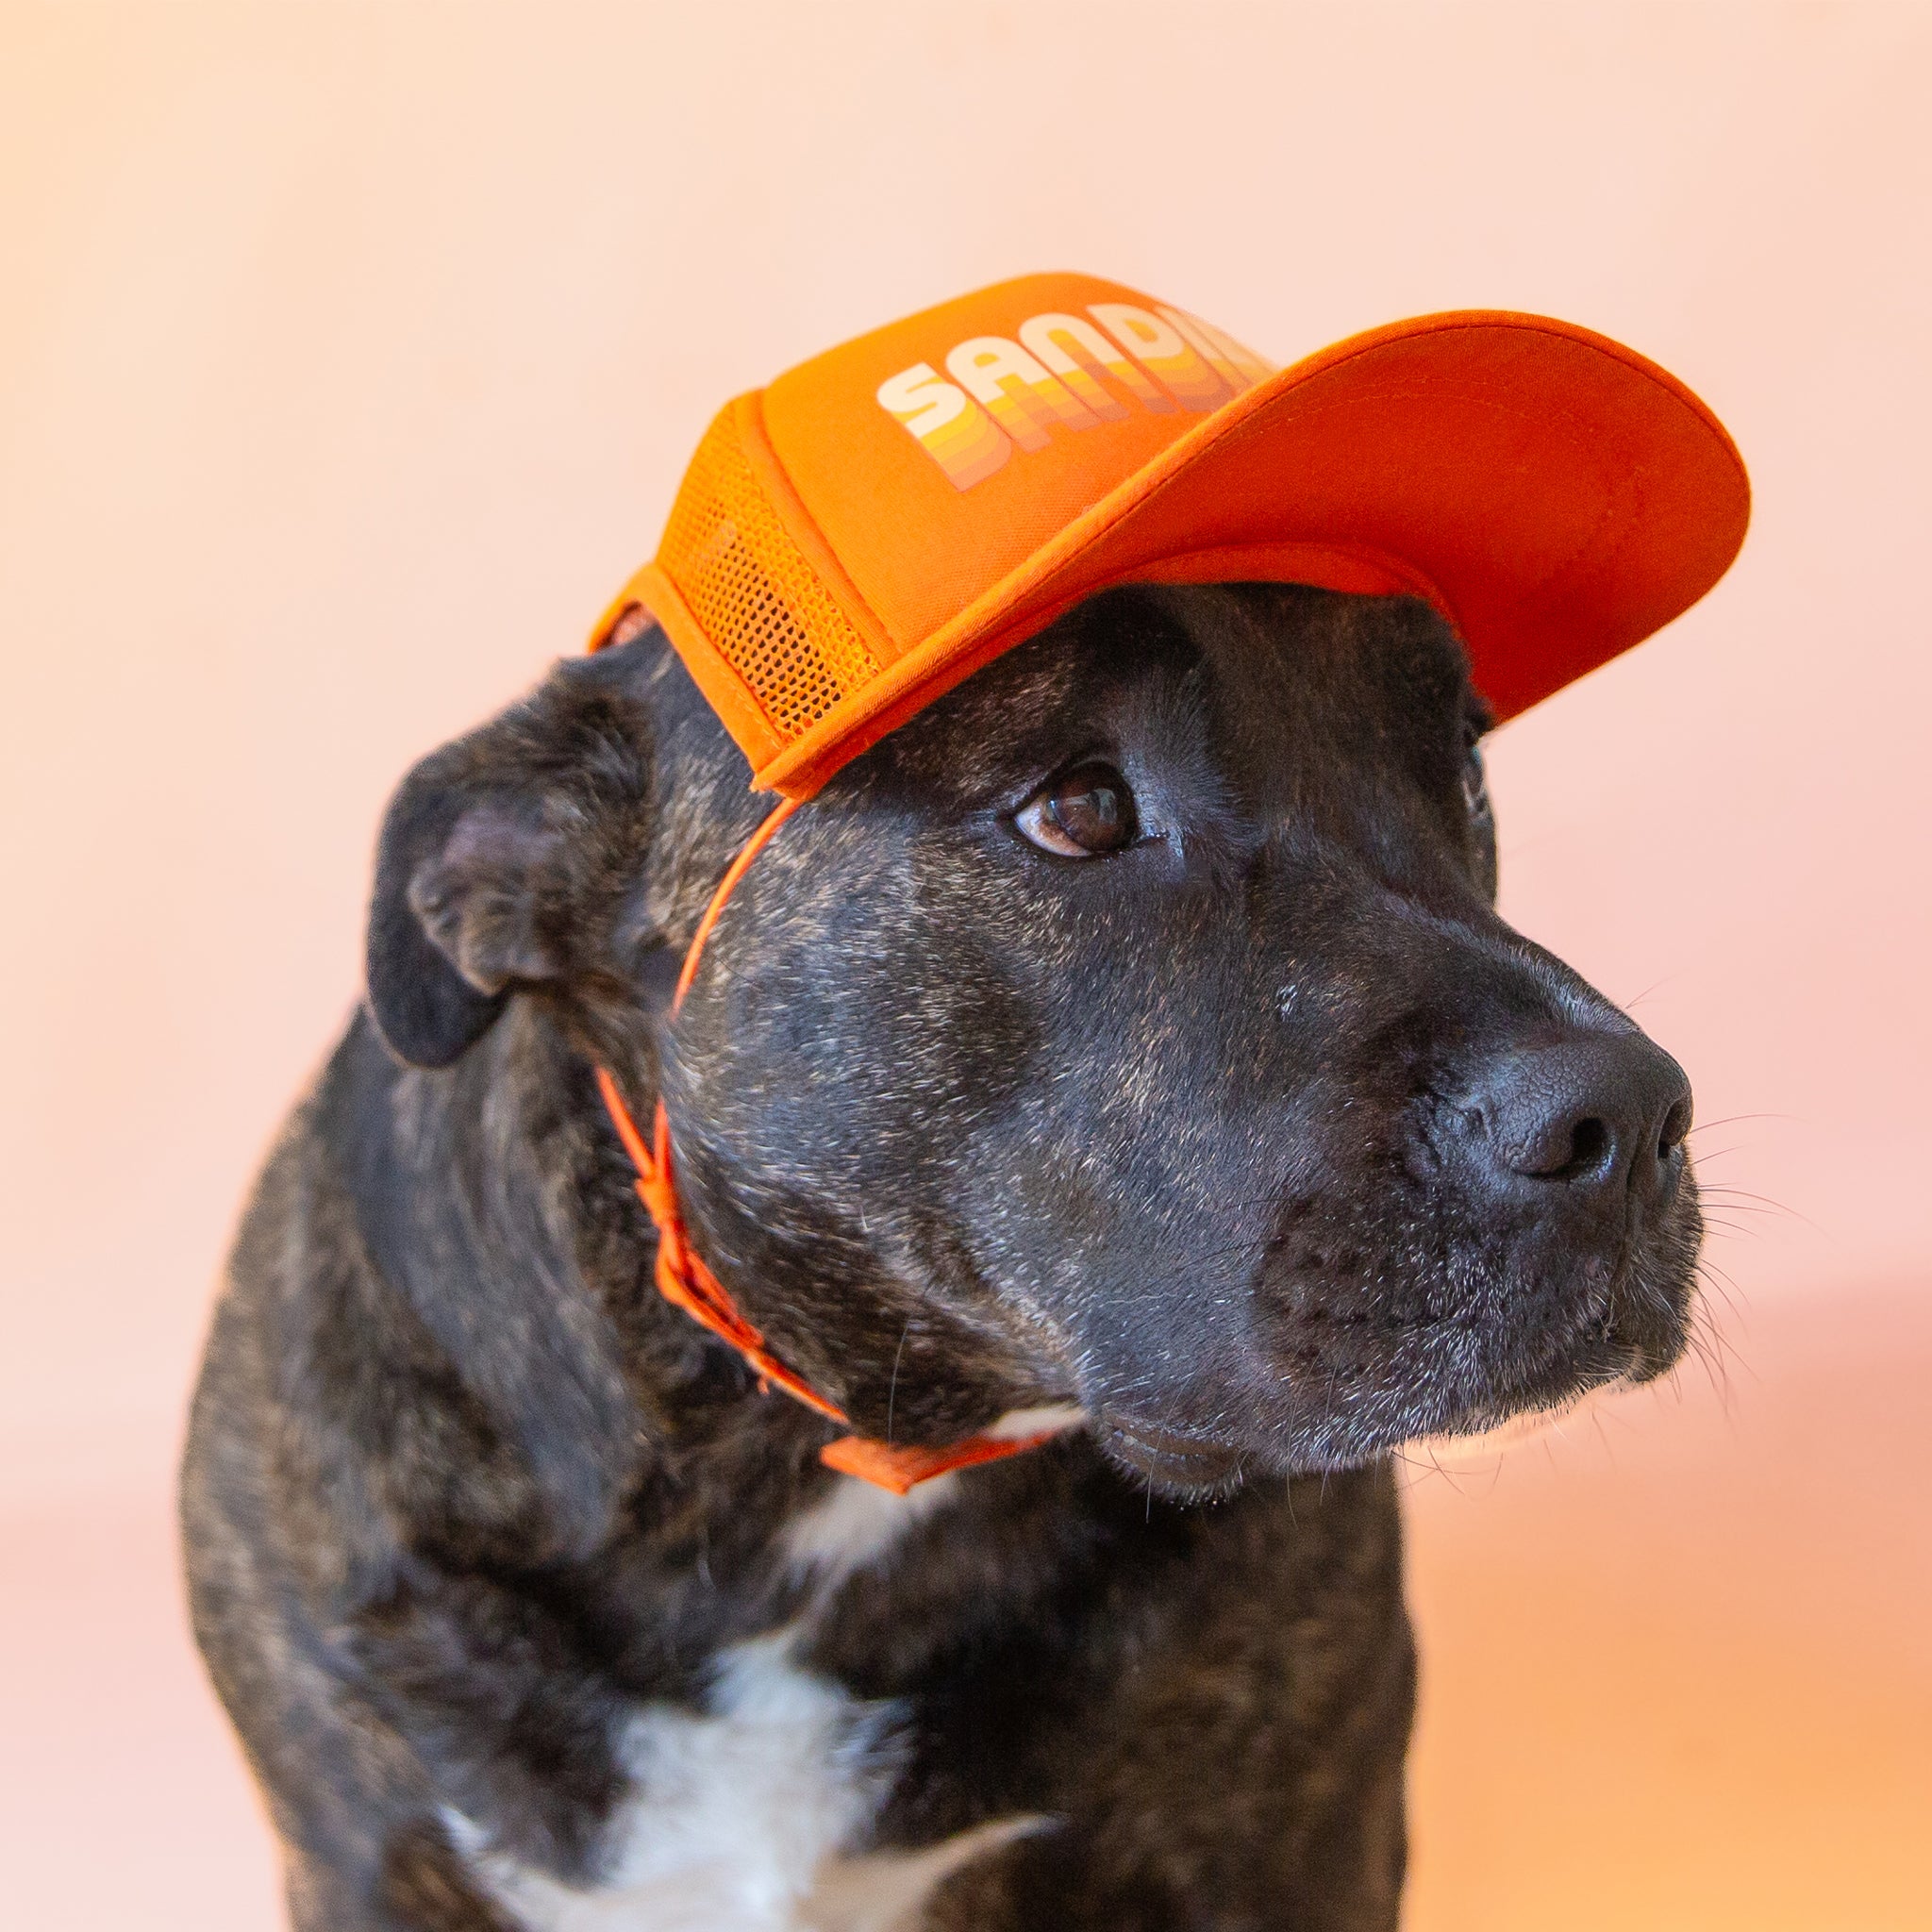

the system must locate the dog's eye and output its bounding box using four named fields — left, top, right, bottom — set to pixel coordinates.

left=1015, top=762, right=1141, bottom=858
left=1461, top=734, right=1491, bottom=824
left=1459, top=705, right=1494, bottom=826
